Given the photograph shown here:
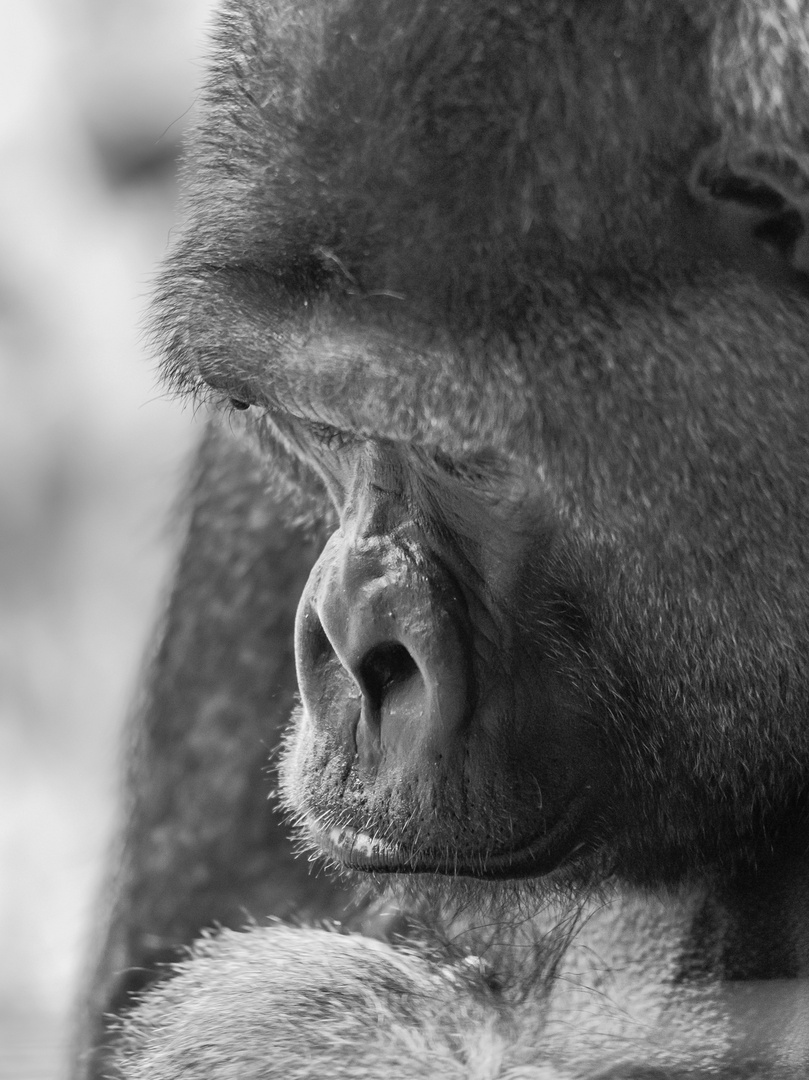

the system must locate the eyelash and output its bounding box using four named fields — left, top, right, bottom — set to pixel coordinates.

left=432, top=449, right=490, bottom=484
left=432, top=449, right=463, bottom=477
left=307, top=422, right=356, bottom=451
